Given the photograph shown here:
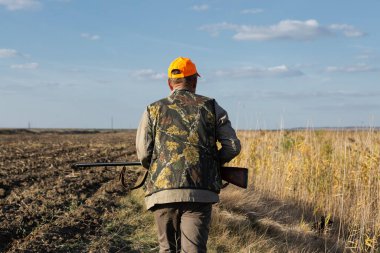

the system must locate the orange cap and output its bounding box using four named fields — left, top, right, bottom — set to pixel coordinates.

left=168, top=57, right=200, bottom=78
